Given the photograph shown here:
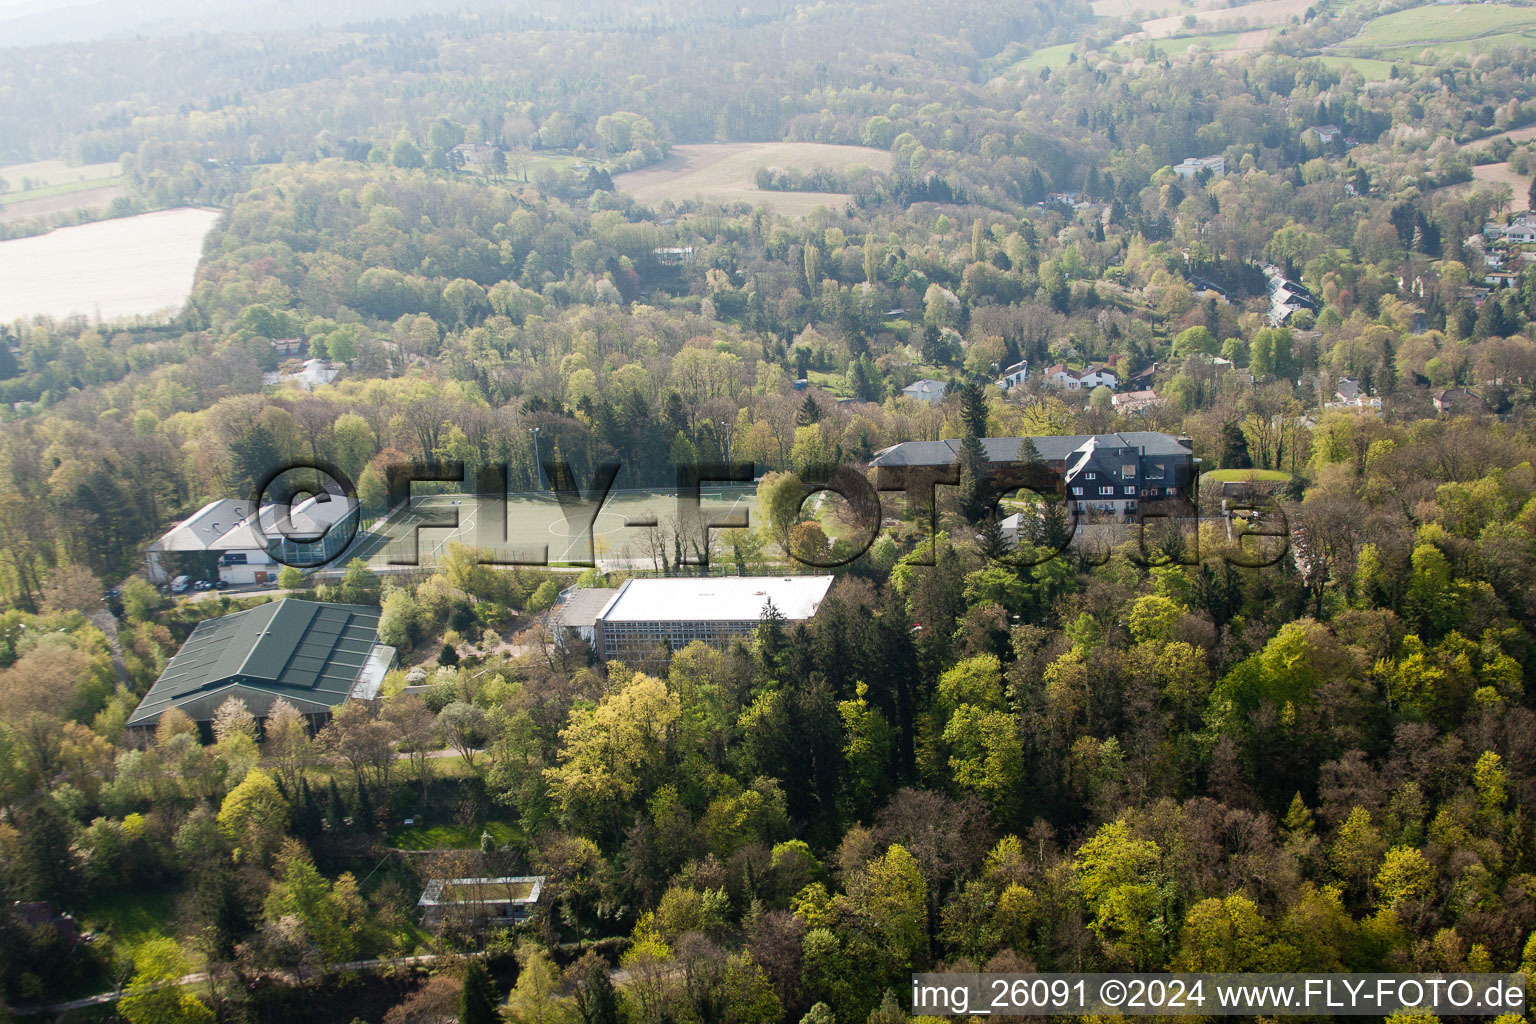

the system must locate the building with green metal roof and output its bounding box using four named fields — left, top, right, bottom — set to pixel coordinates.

left=126, top=599, right=395, bottom=730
